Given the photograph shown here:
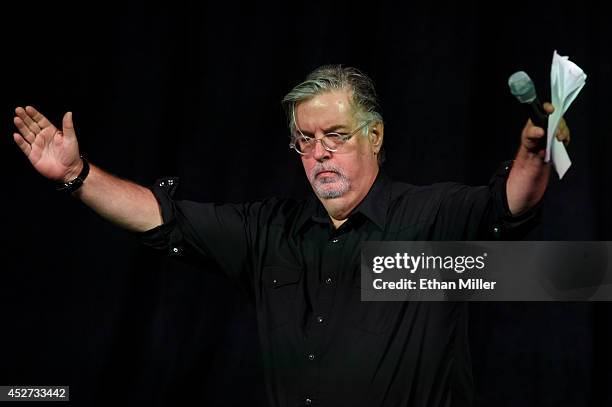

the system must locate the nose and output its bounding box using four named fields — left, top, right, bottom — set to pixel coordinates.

left=312, top=138, right=331, bottom=161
